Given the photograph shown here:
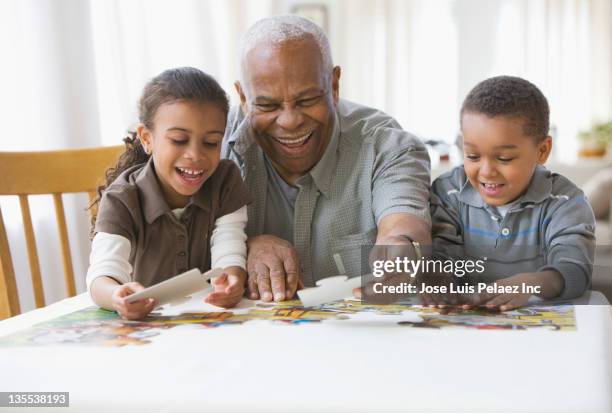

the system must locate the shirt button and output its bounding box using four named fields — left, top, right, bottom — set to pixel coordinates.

left=178, top=251, right=186, bottom=257
left=178, top=235, right=185, bottom=242
left=501, top=228, right=510, bottom=236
